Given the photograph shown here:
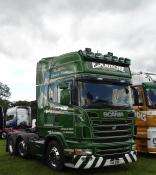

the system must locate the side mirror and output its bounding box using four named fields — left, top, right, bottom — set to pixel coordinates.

left=59, top=82, right=68, bottom=89
left=60, top=89, right=70, bottom=106
left=132, top=87, right=140, bottom=106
